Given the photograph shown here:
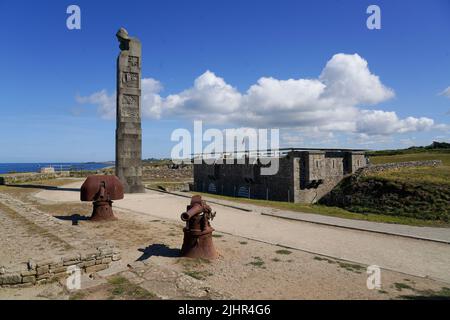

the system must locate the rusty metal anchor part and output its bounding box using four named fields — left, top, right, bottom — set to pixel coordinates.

left=180, top=195, right=218, bottom=260
left=80, top=175, right=124, bottom=221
